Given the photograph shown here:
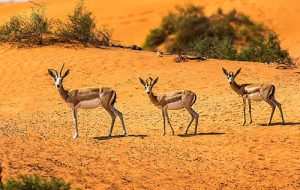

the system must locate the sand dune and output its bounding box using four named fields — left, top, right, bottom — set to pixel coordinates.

left=0, top=45, right=299, bottom=189
left=0, top=0, right=300, bottom=189
left=1, top=0, right=300, bottom=57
